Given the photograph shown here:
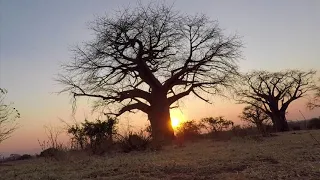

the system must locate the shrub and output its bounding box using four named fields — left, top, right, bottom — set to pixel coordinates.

left=288, top=121, right=303, bottom=131
left=38, top=147, right=70, bottom=161
left=18, top=154, right=32, bottom=160
left=116, top=131, right=151, bottom=153
left=231, top=125, right=247, bottom=137
left=176, top=120, right=201, bottom=141
left=231, top=125, right=260, bottom=137
left=39, top=147, right=59, bottom=157
left=291, top=126, right=301, bottom=131
left=7, top=154, right=21, bottom=161
left=307, top=117, right=320, bottom=129
left=66, top=116, right=118, bottom=154
left=67, top=124, right=88, bottom=150
left=201, top=116, right=234, bottom=133
left=200, top=117, right=234, bottom=140
left=287, top=118, right=320, bottom=131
